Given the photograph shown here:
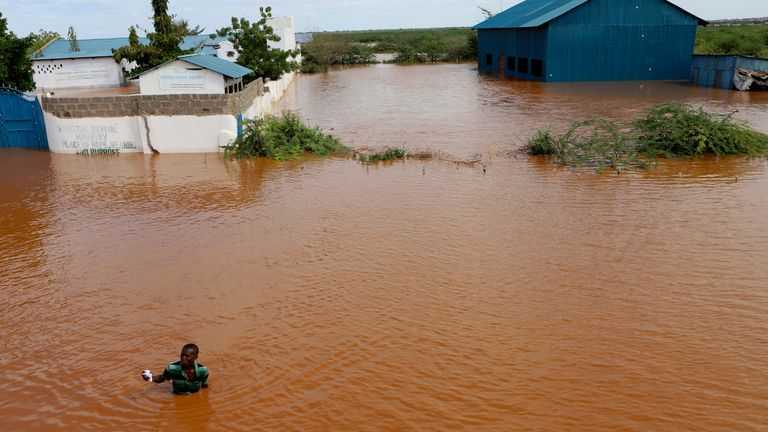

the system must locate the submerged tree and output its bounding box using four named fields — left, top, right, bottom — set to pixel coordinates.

left=0, top=12, right=35, bottom=91
left=216, top=6, right=299, bottom=82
